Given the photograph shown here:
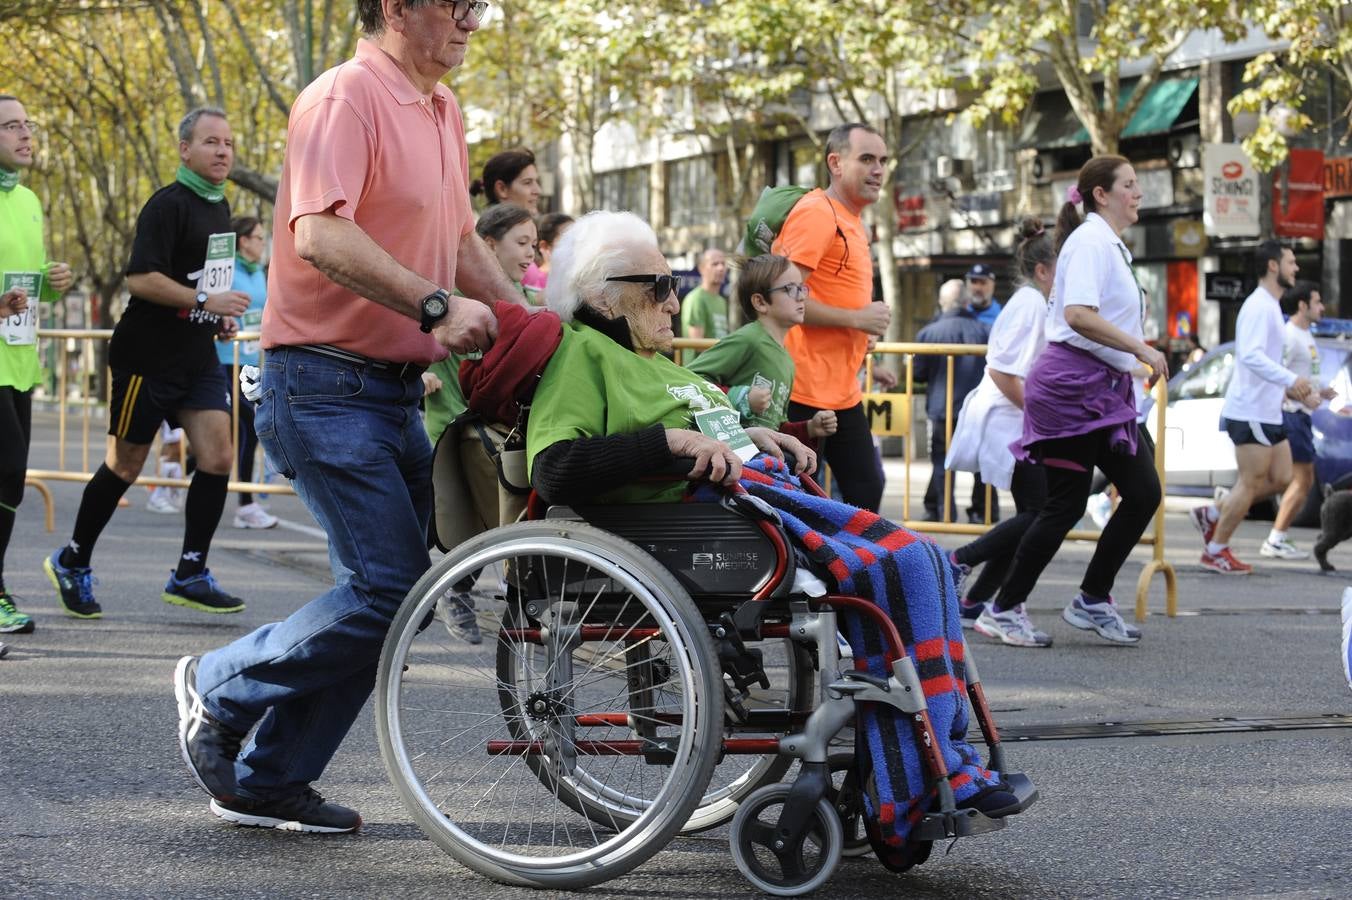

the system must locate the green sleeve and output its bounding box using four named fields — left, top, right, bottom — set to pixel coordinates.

left=686, top=329, right=747, bottom=385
